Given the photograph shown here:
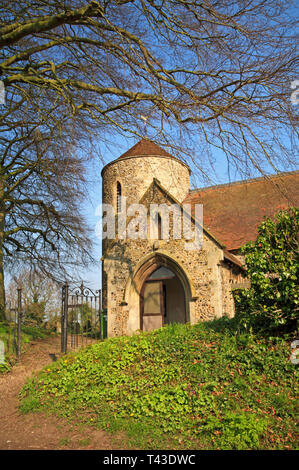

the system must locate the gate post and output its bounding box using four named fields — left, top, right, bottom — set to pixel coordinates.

left=61, top=283, right=69, bottom=353
left=17, top=287, right=22, bottom=360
